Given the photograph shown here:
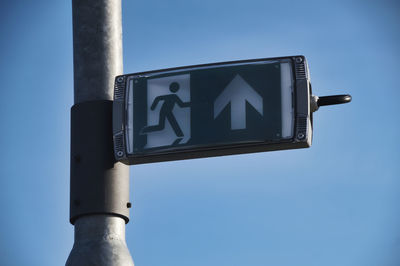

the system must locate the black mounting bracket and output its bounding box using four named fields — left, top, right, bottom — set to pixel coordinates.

left=70, top=100, right=130, bottom=224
